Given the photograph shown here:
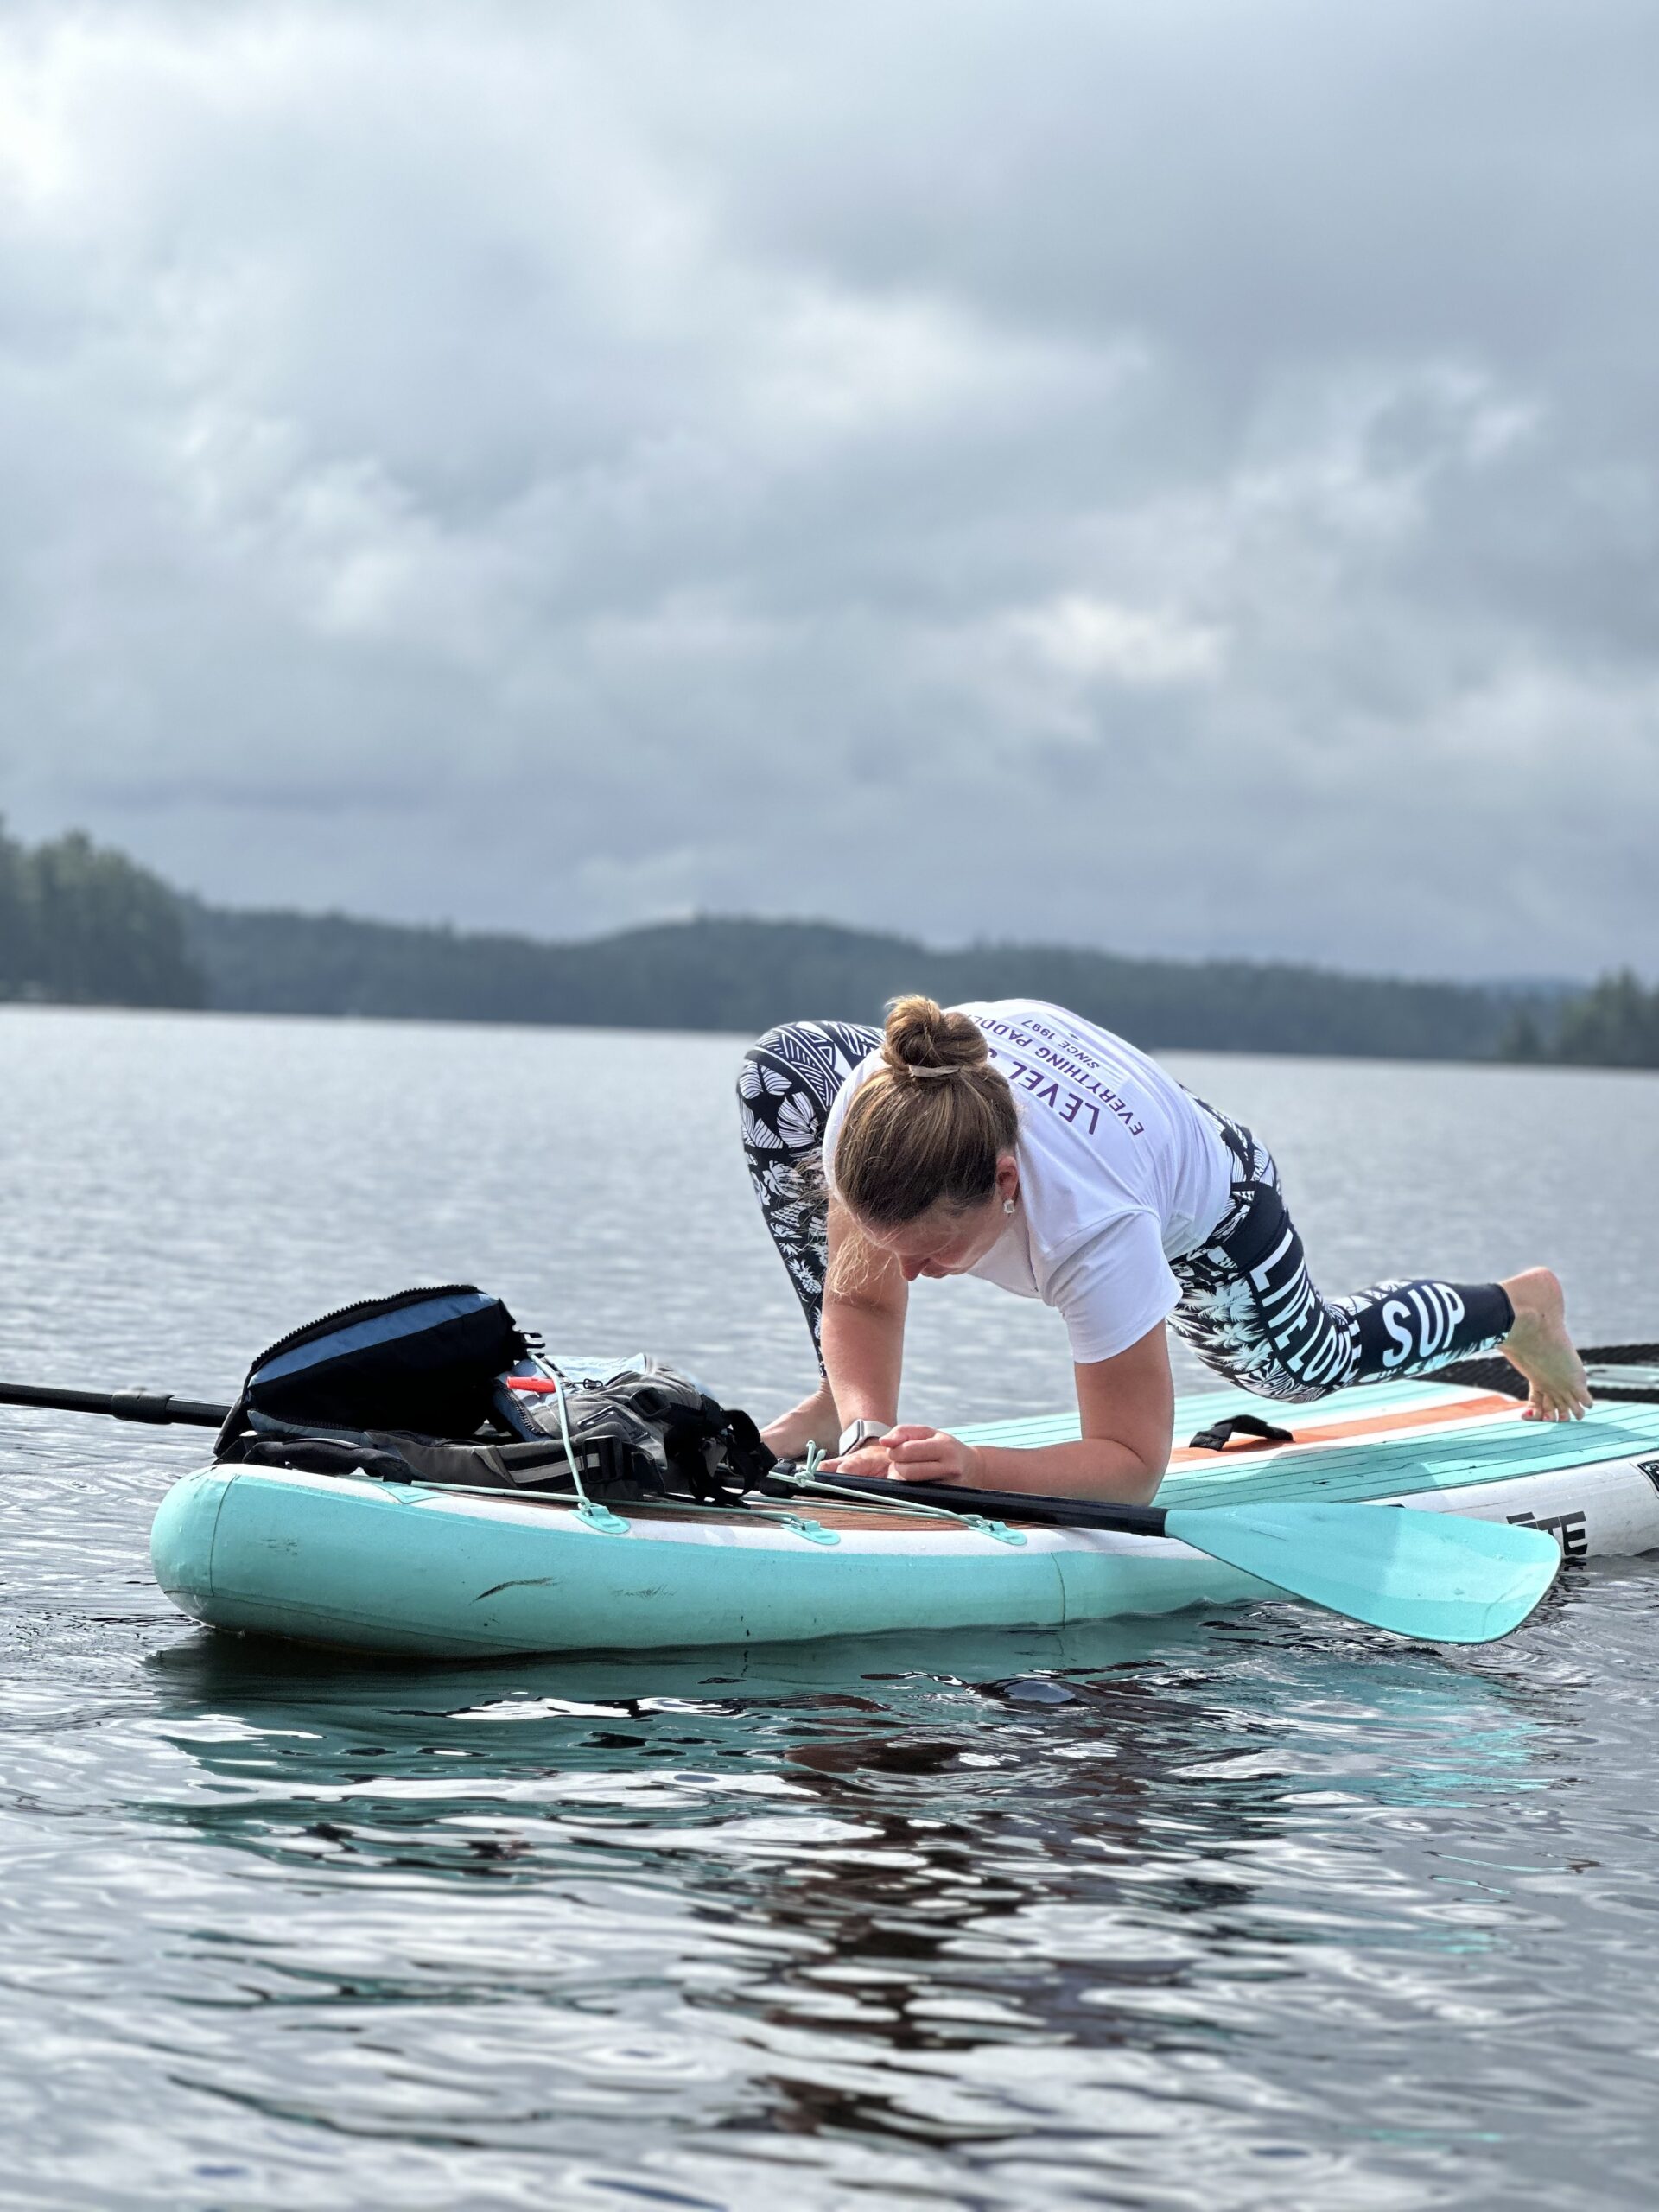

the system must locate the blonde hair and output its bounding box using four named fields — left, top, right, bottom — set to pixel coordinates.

left=832, top=995, right=1019, bottom=1228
